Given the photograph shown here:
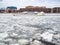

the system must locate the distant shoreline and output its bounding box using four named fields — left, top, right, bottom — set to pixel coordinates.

left=0, top=13, right=60, bottom=14
left=0, top=13, right=60, bottom=16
